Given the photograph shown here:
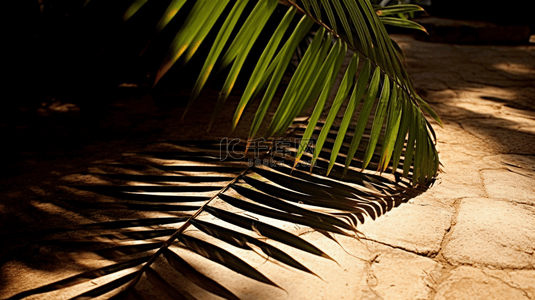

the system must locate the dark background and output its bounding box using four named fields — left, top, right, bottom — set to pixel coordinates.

left=6, top=0, right=533, bottom=117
